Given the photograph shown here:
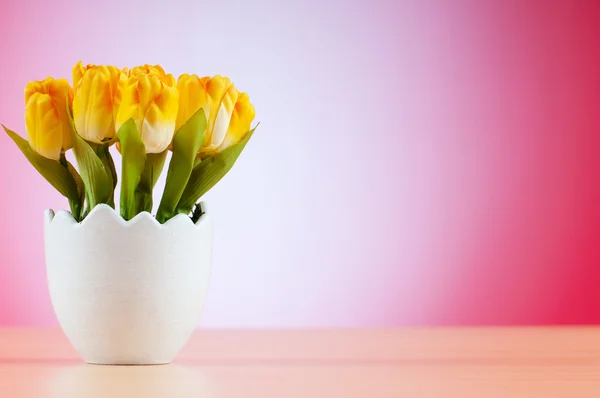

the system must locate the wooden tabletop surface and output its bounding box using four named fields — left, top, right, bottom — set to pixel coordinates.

left=1, top=327, right=600, bottom=397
